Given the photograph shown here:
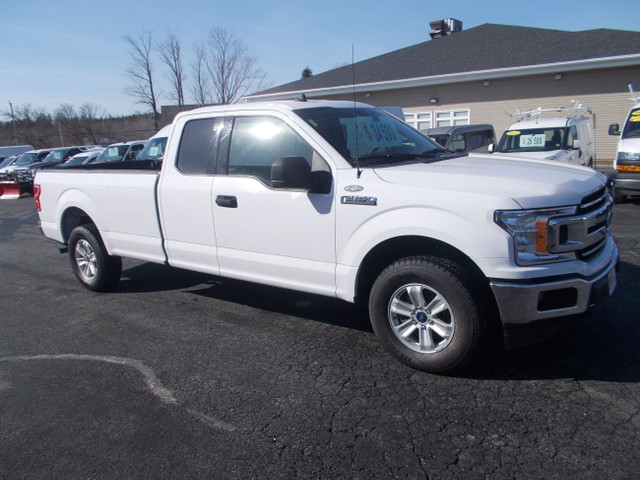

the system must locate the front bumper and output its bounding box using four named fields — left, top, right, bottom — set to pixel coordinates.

left=489, top=248, right=619, bottom=347
left=613, top=172, right=640, bottom=196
